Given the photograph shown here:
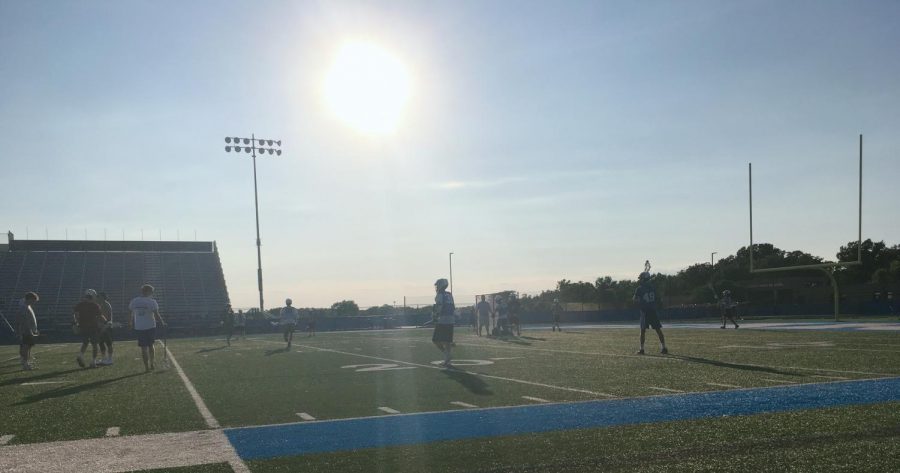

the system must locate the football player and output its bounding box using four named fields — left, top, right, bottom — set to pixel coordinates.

left=633, top=270, right=668, bottom=355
